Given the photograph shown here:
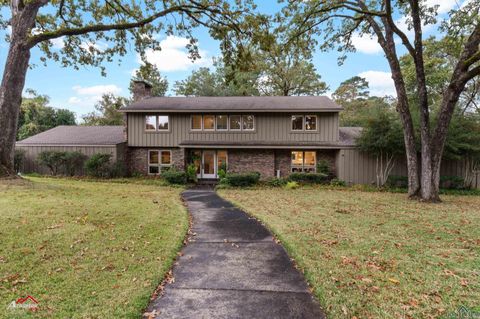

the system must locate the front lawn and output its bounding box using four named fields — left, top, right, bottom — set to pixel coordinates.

left=219, top=187, right=479, bottom=318
left=0, top=177, right=187, bottom=318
